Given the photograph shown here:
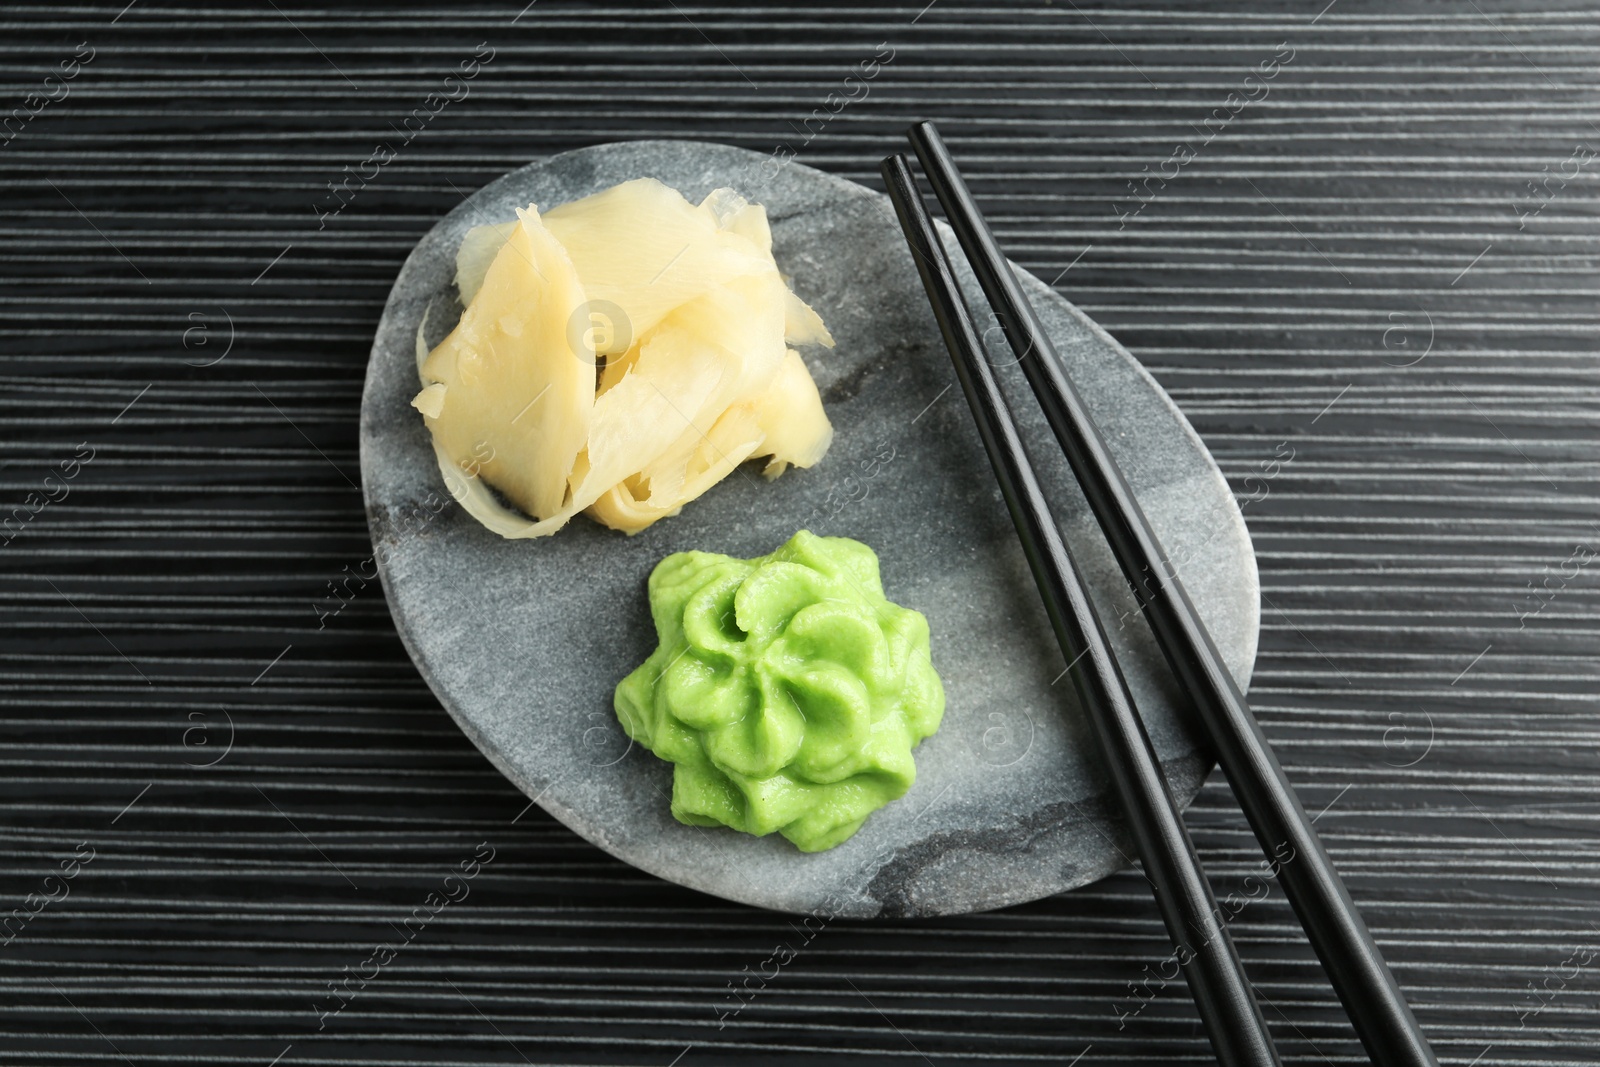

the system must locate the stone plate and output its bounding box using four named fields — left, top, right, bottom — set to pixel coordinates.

left=360, top=140, right=1259, bottom=919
